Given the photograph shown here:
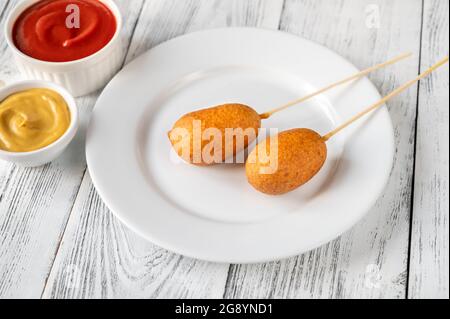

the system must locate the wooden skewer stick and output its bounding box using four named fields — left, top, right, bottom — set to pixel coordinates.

left=322, top=56, right=449, bottom=142
left=259, top=52, right=413, bottom=120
